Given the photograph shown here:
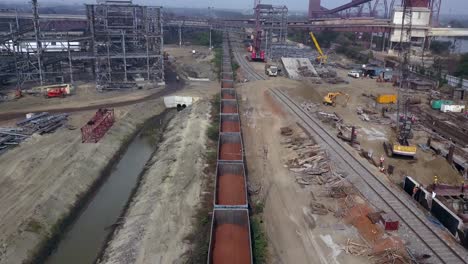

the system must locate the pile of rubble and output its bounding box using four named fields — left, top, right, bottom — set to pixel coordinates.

left=297, top=66, right=316, bottom=77
left=314, top=66, right=335, bottom=77
left=279, top=127, right=418, bottom=261
left=356, top=106, right=392, bottom=125
left=0, top=112, right=68, bottom=155
left=344, top=239, right=413, bottom=264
